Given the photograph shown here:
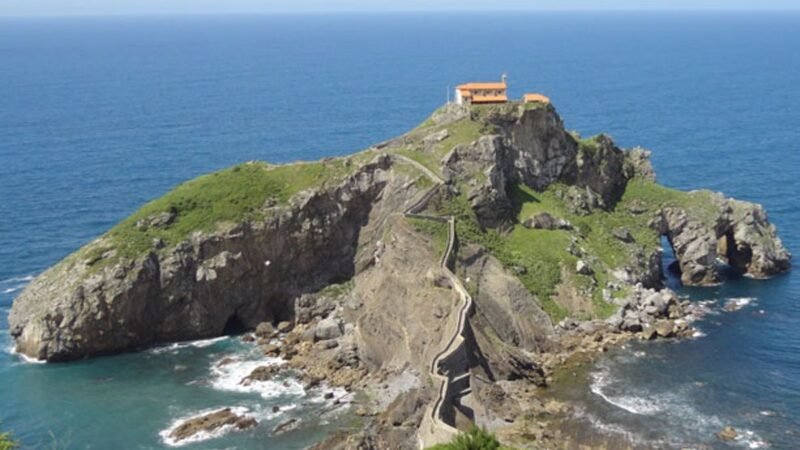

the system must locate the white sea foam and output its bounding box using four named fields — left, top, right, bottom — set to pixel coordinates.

left=724, top=297, right=757, bottom=312
left=741, top=429, right=770, bottom=449
left=692, top=330, right=707, bottom=338
left=1, top=286, right=24, bottom=294
left=159, top=406, right=253, bottom=447
left=8, top=345, right=46, bottom=364
left=589, top=367, right=661, bottom=415
left=148, top=336, right=229, bottom=354
left=0, top=275, right=34, bottom=295
left=0, top=275, right=34, bottom=284
left=572, top=409, right=653, bottom=446
left=209, top=357, right=305, bottom=399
